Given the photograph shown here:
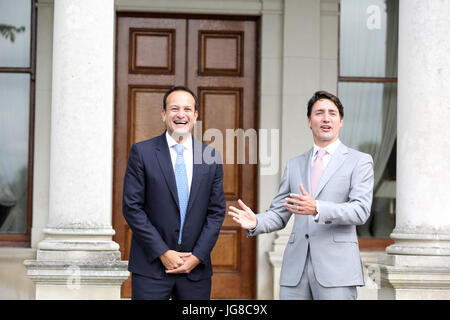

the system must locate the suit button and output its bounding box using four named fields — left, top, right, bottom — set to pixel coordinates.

left=305, top=234, right=309, bottom=239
